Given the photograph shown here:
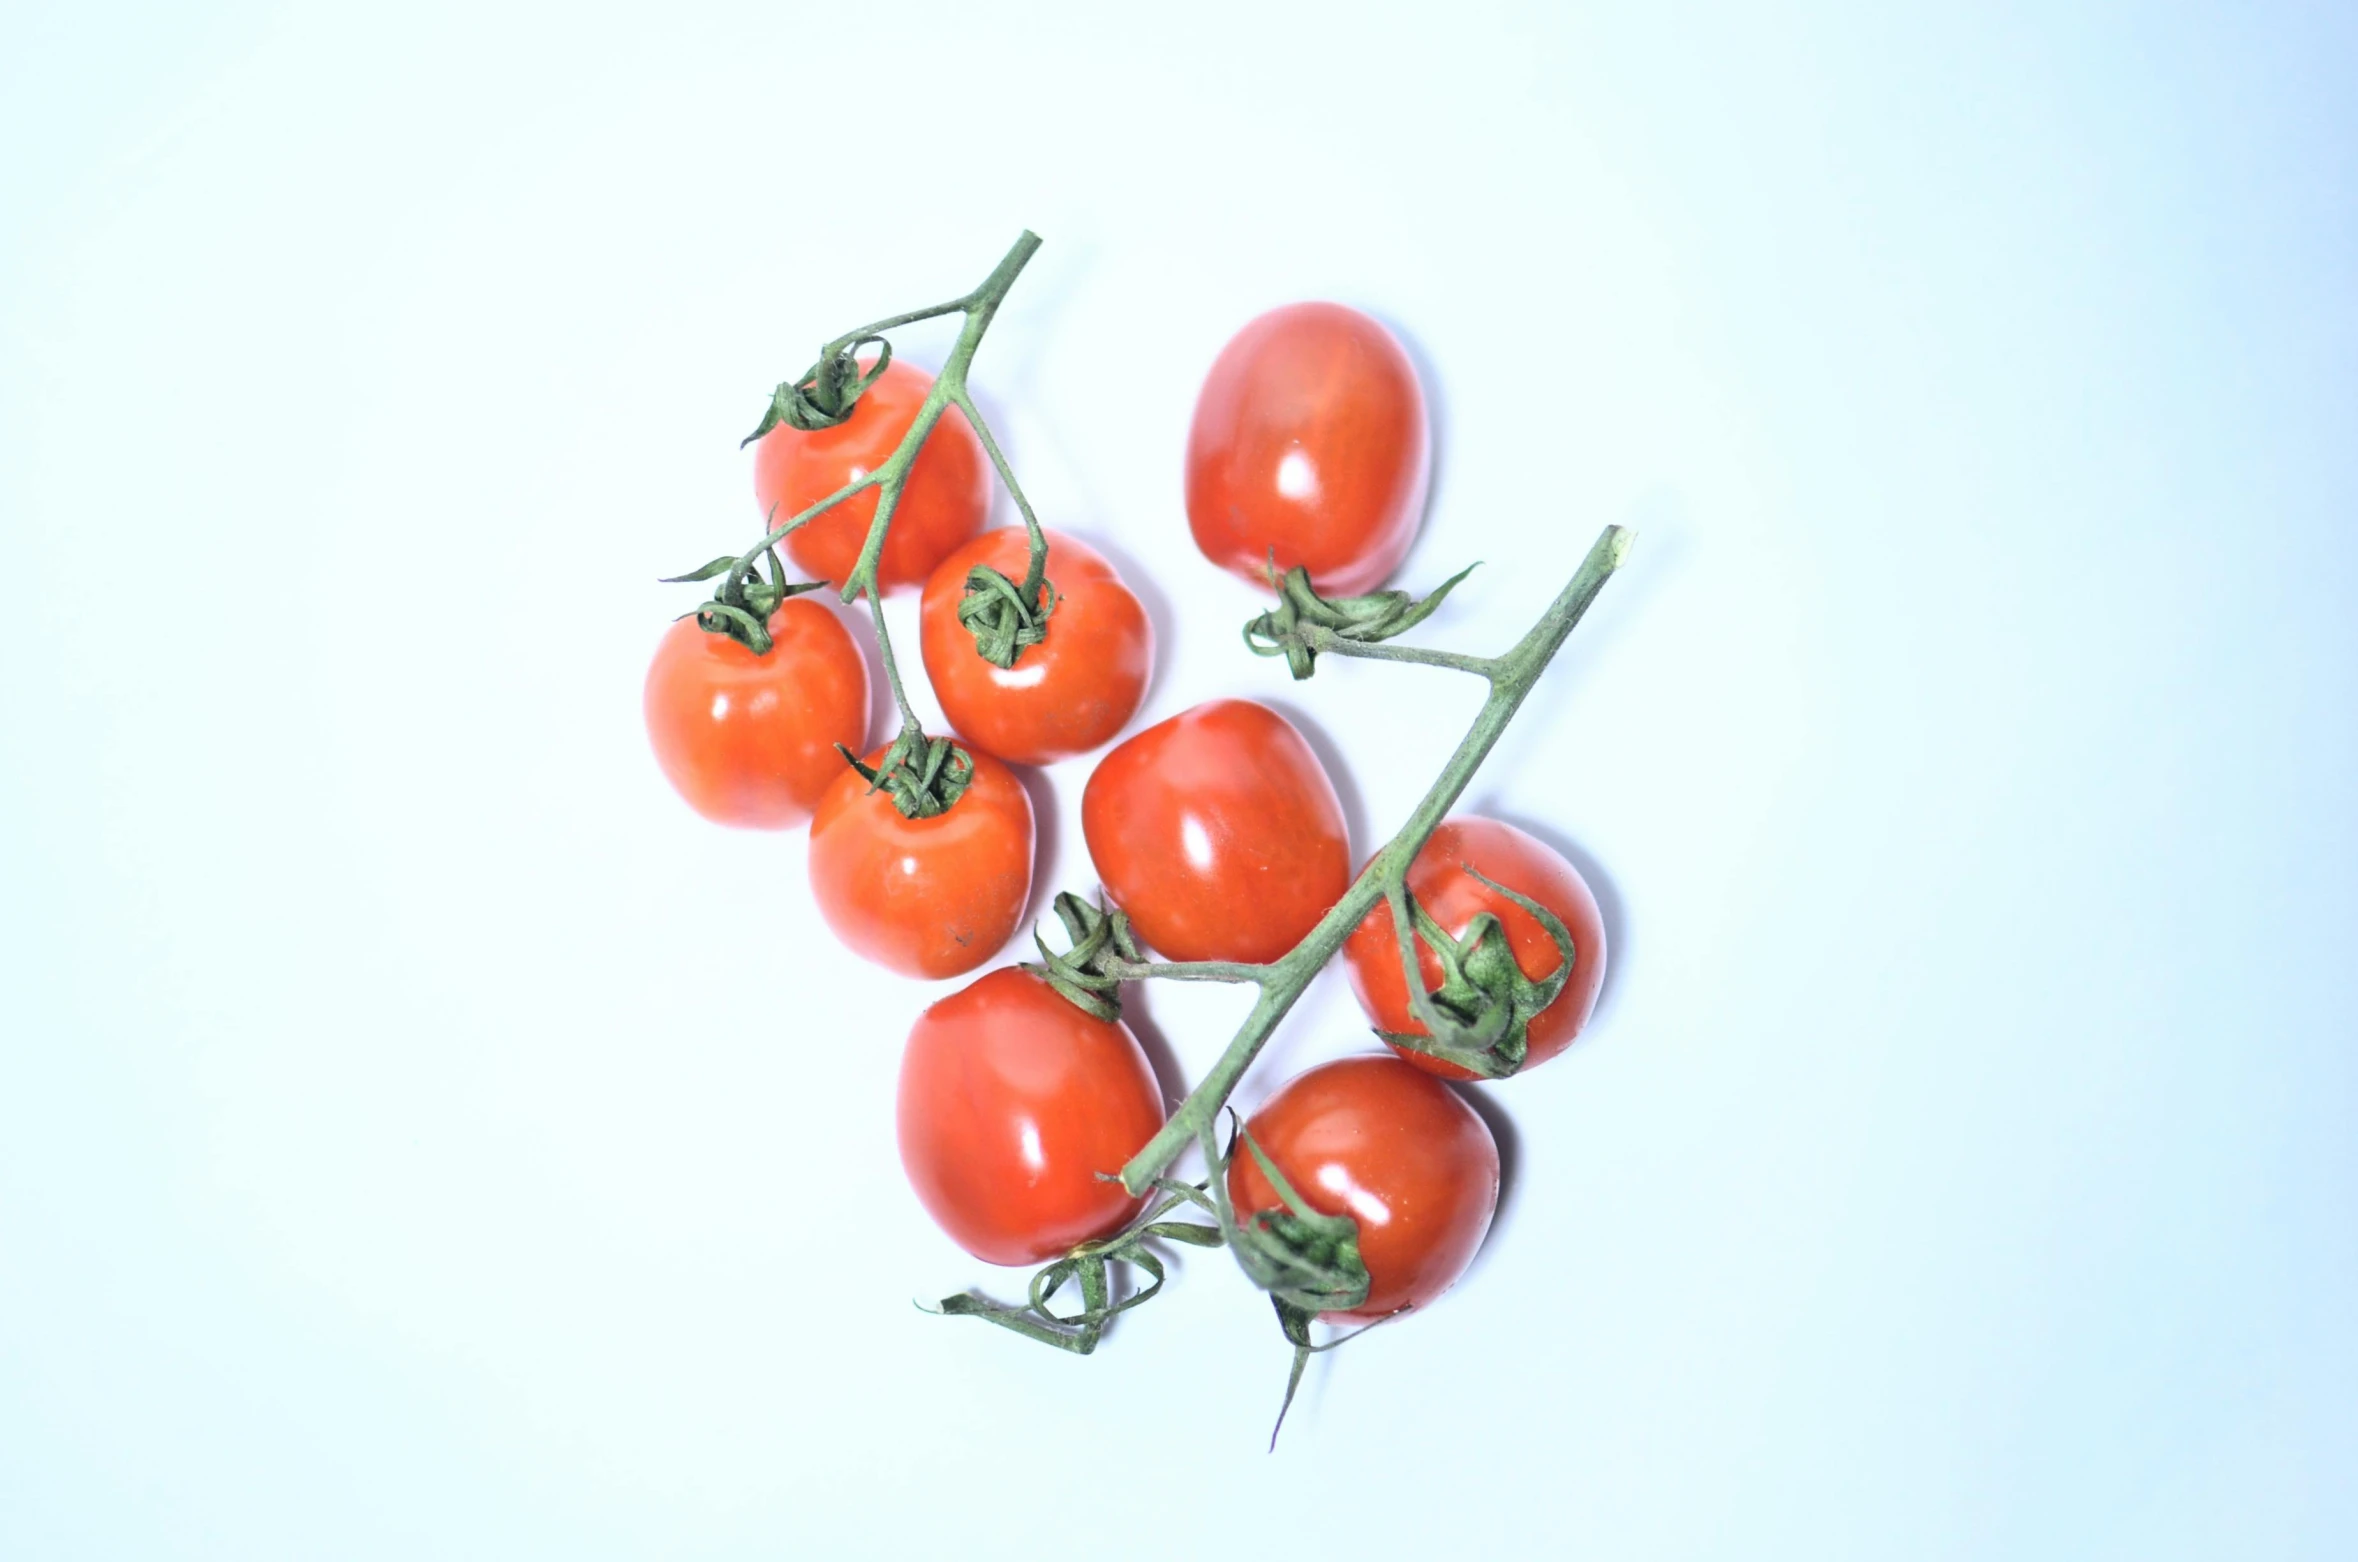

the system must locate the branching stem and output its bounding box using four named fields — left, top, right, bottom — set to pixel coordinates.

left=719, top=231, right=1046, bottom=733
left=1113, top=523, right=1632, bottom=1195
